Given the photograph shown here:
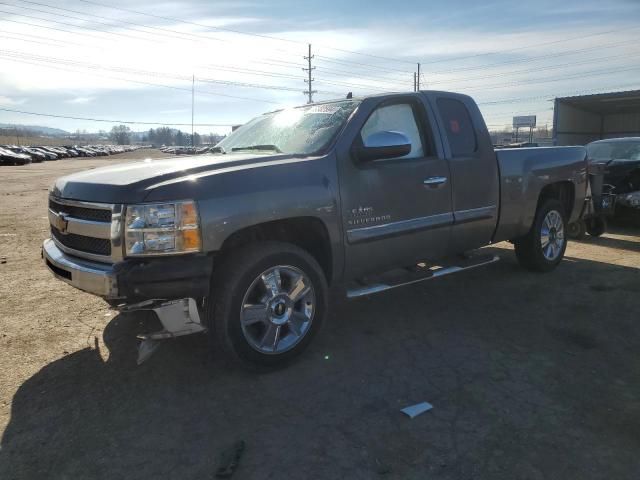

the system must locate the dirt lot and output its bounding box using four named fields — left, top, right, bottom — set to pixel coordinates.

left=1, top=154, right=639, bottom=480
